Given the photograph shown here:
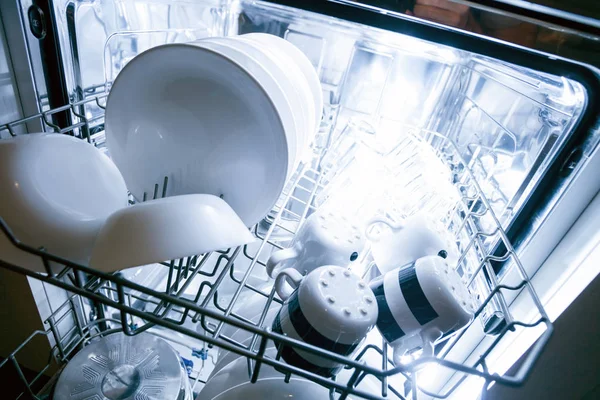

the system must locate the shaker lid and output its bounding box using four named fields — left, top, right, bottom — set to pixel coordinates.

left=298, top=265, right=378, bottom=344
